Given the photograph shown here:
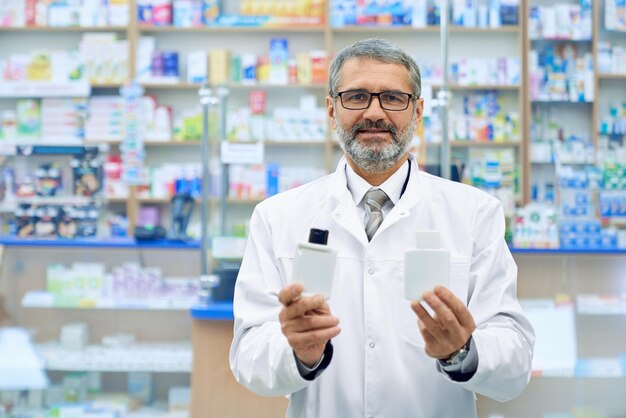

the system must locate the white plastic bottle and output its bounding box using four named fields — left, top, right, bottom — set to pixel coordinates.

left=292, top=228, right=337, bottom=299
left=403, top=230, right=449, bottom=300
